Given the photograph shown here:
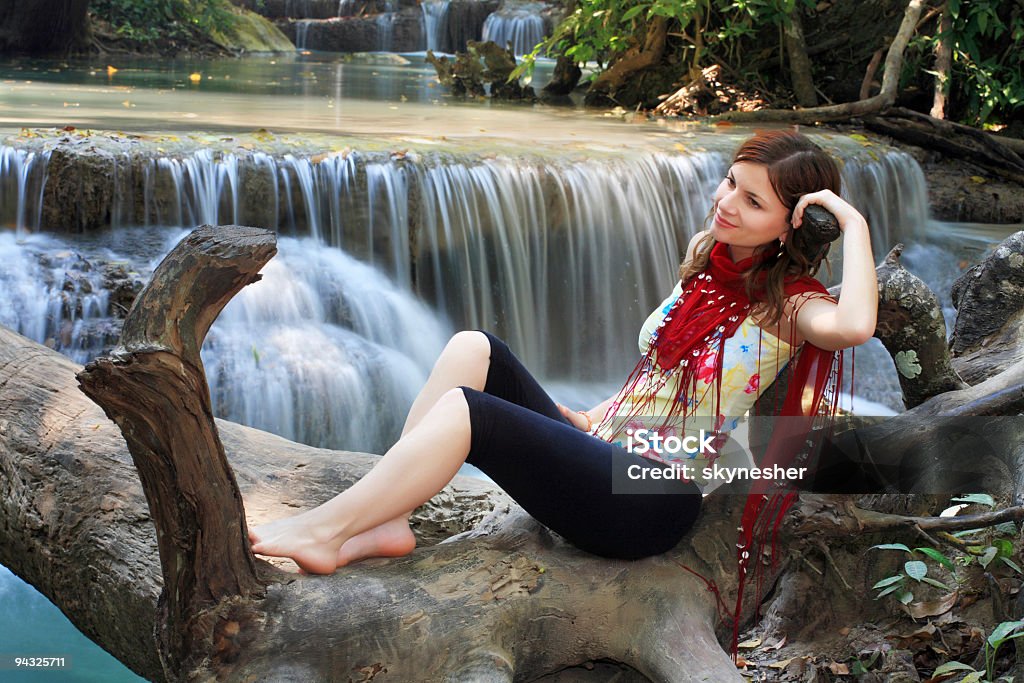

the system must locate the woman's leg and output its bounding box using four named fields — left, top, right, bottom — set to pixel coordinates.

left=325, top=330, right=565, bottom=567
left=401, top=330, right=491, bottom=437
left=250, top=387, right=474, bottom=574
left=461, top=388, right=702, bottom=560
left=291, top=330, right=491, bottom=568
